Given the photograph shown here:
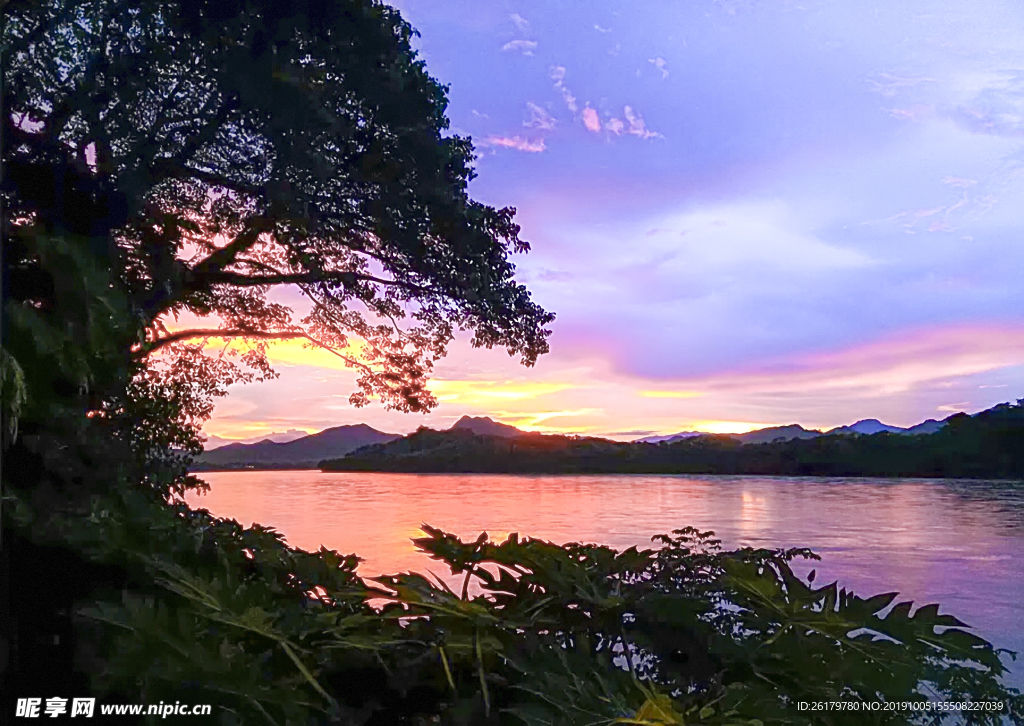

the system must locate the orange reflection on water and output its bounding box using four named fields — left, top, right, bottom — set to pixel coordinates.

left=184, top=470, right=1024, bottom=685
